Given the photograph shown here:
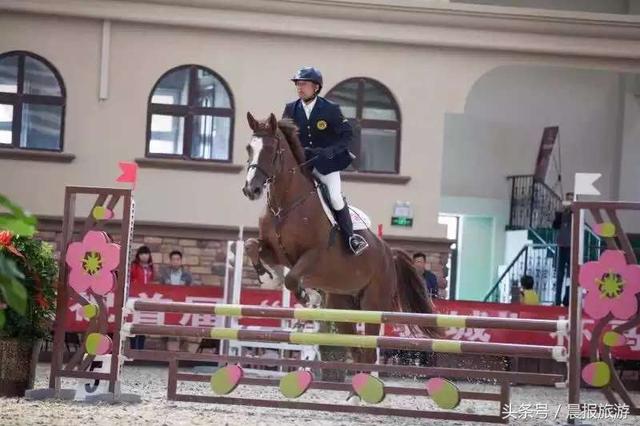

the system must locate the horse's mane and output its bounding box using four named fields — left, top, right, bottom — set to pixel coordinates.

left=277, top=119, right=310, bottom=176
